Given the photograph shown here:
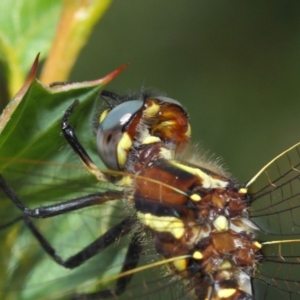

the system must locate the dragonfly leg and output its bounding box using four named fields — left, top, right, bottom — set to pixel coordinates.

left=0, top=174, right=122, bottom=218
left=0, top=174, right=140, bottom=298
left=73, top=231, right=143, bottom=299
left=62, top=100, right=108, bottom=182
left=22, top=213, right=134, bottom=268
left=0, top=174, right=131, bottom=267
